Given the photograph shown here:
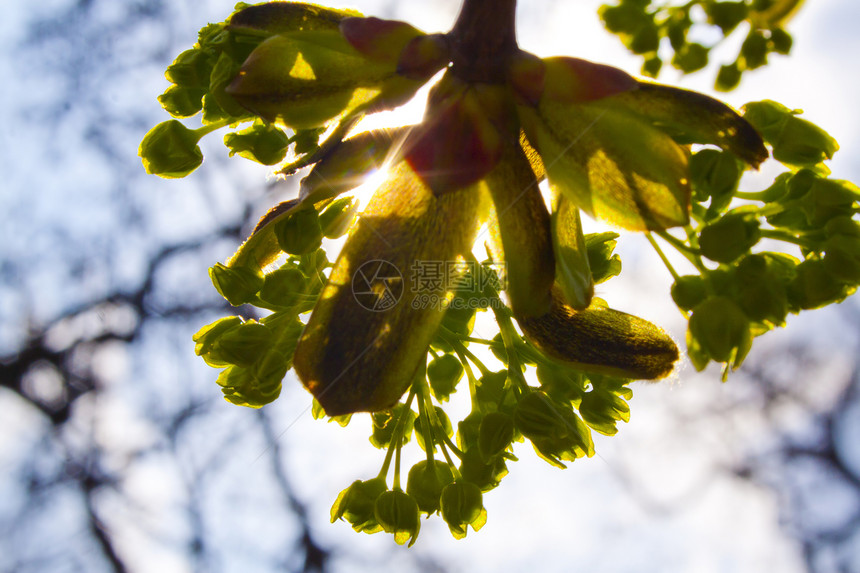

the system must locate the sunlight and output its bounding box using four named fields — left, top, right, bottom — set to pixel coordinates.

left=345, top=70, right=444, bottom=212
